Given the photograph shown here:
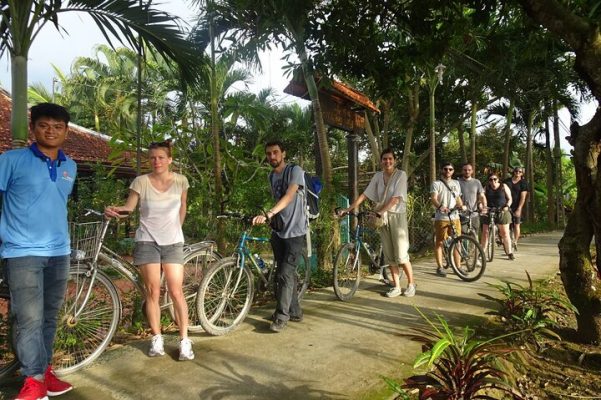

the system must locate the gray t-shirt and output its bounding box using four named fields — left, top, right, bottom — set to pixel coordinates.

left=457, top=177, right=483, bottom=212
left=431, top=179, right=462, bottom=221
left=269, top=164, right=308, bottom=239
